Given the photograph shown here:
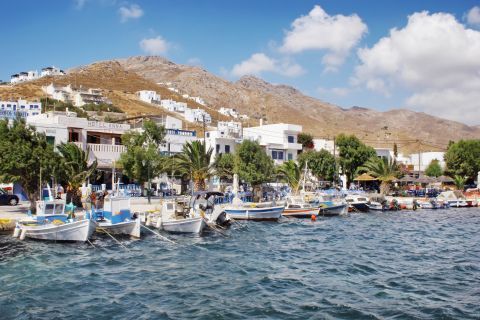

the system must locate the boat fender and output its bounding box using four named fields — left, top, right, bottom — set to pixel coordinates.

left=146, top=214, right=152, bottom=227
left=19, top=228, right=27, bottom=241
left=155, top=216, right=162, bottom=229
left=12, top=224, right=20, bottom=238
